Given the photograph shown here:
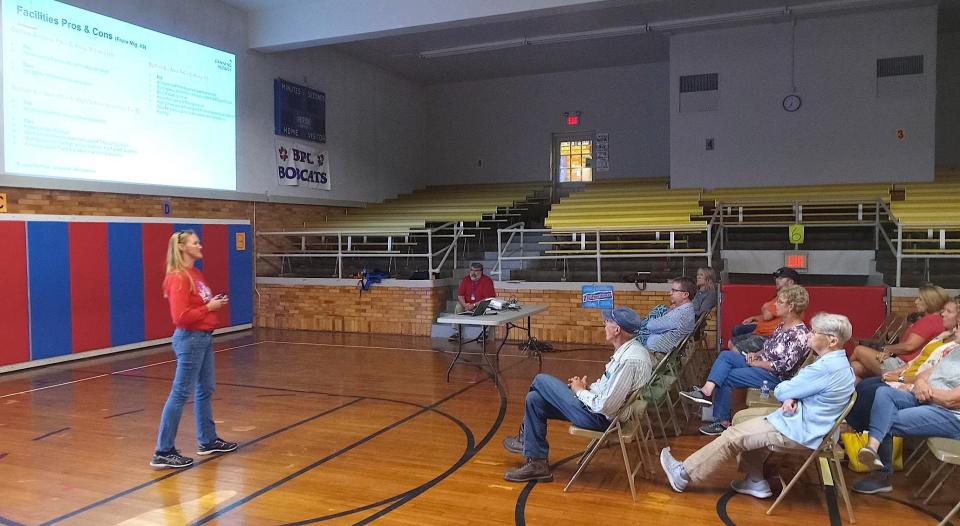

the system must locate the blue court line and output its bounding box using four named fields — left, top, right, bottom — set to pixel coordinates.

left=0, top=514, right=28, bottom=526
left=32, top=427, right=70, bottom=441
left=39, top=397, right=364, bottom=526
left=104, top=409, right=145, bottom=419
